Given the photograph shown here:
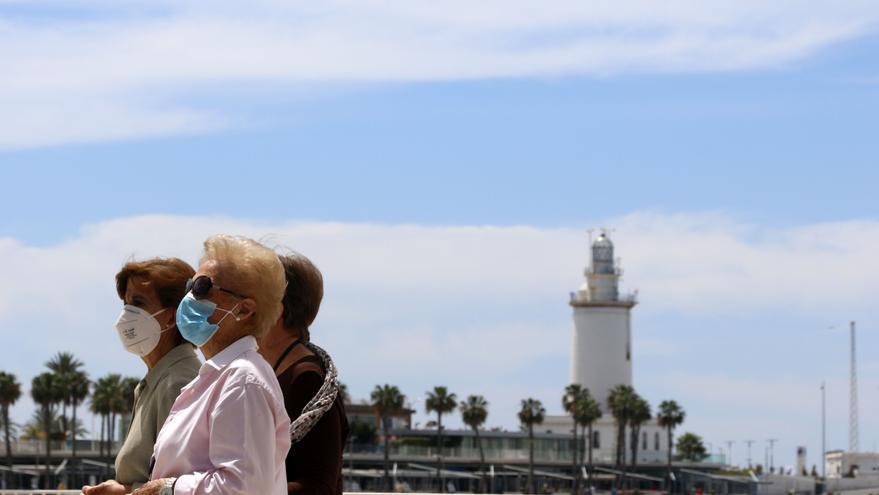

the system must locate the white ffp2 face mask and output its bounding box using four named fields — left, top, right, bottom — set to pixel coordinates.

left=114, top=305, right=173, bottom=357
